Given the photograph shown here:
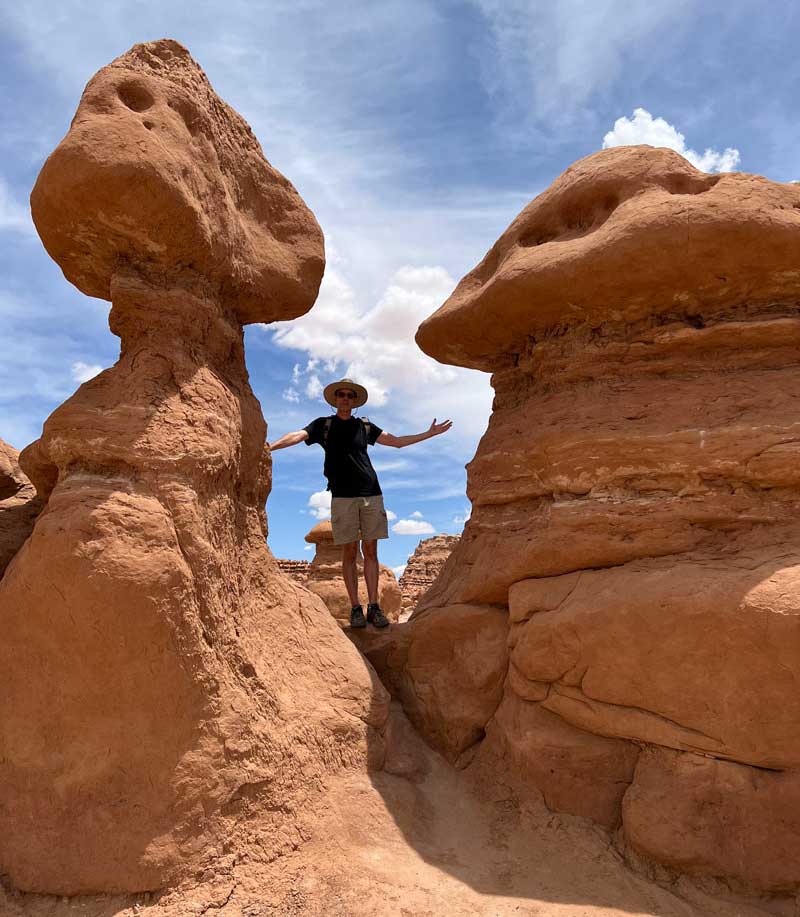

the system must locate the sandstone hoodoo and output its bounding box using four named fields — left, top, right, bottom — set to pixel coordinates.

left=0, top=40, right=388, bottom=896
left=398, top=533, right=459, bottom=615
left=304, top=519, right=401, bottom=626
left=392, top=146, right=800, bottom=891
left=0, top=439, right=42, bottom=578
